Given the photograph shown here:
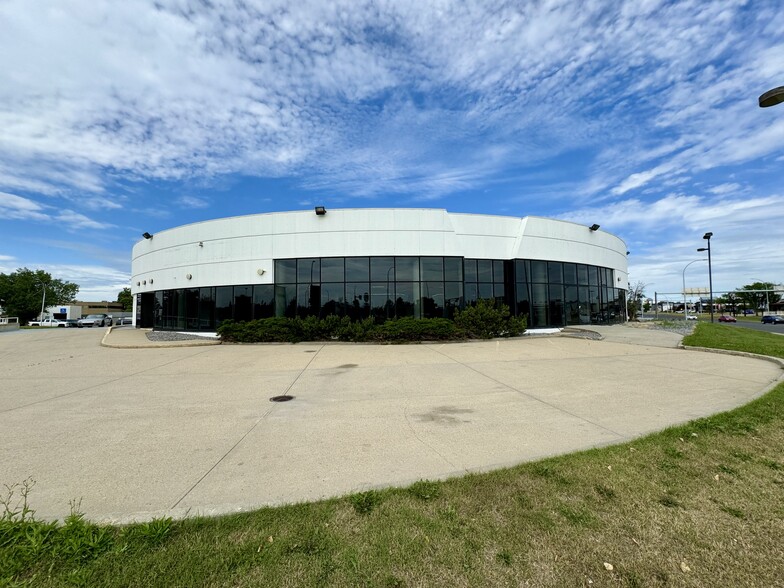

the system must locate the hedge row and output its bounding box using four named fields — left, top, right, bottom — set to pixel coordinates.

left=217, top=299, right=526, bottom=343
